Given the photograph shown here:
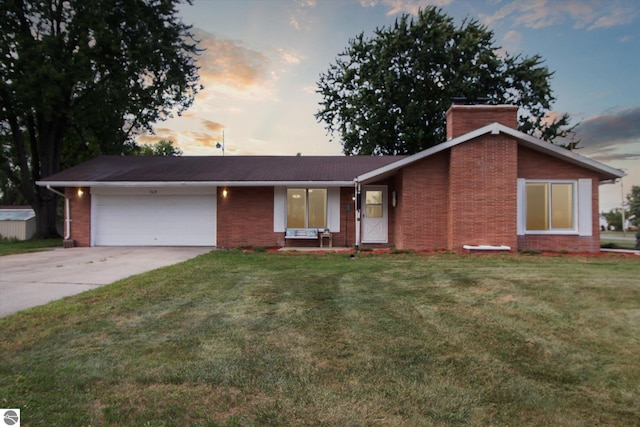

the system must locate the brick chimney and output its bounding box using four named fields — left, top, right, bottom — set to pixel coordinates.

left=446, top=104, right=519, bottom=139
